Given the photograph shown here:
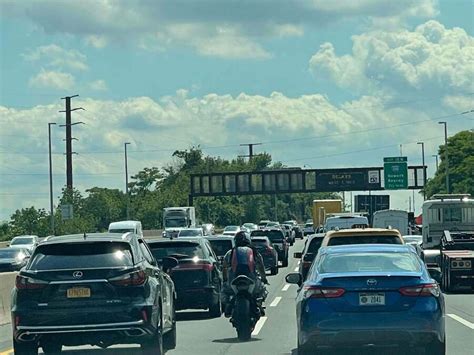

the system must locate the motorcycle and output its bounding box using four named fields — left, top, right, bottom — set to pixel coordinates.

left=229, top=275, right=264, bottom=341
